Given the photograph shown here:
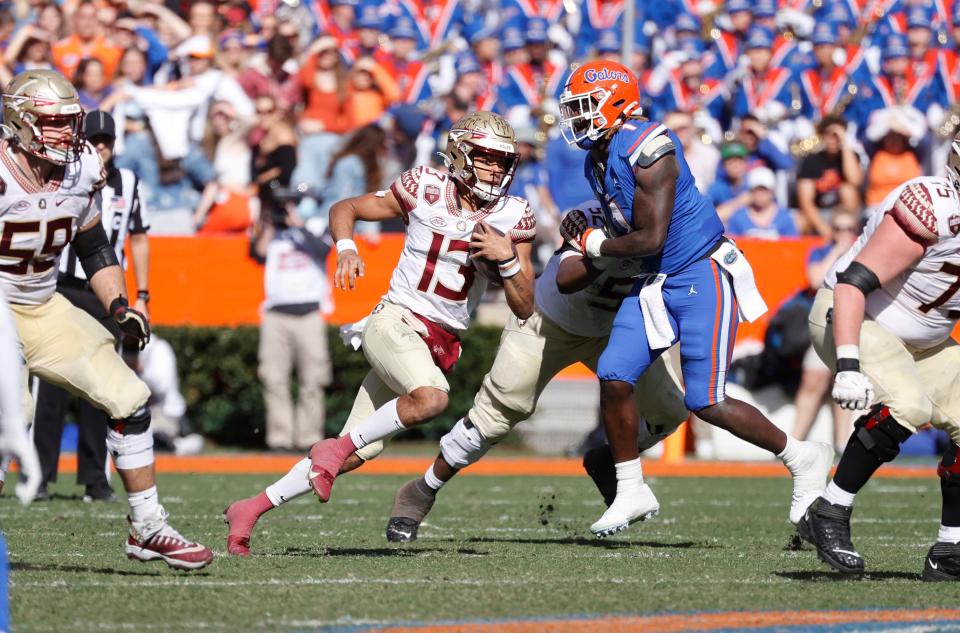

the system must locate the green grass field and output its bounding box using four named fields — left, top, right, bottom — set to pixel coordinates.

left=1, top=471, right=954, bottom=632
